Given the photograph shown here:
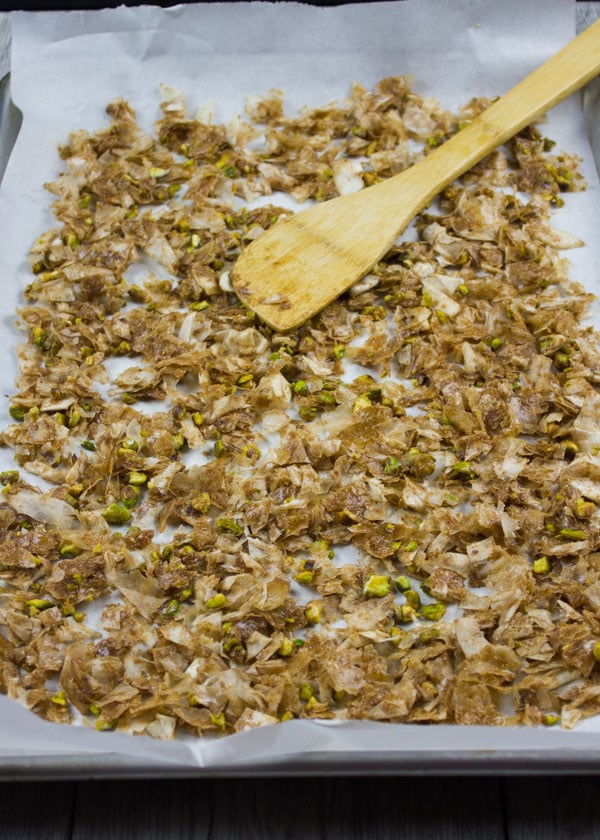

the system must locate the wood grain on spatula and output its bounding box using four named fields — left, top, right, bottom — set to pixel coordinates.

left=232, top=18, right=600, bottom=332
